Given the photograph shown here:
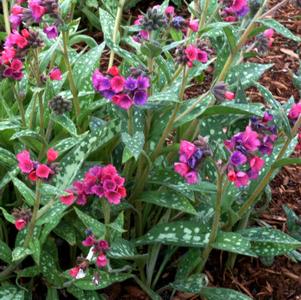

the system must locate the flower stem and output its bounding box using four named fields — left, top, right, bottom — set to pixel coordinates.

left=12, top=84, right=26, bottom=127
left=236, top=116, right=301, bottom=223
left=196, top=171, right=223, bottom=273
left=199, top=0, right=210, bottom=29
left=2, top=0, right=10, bottom=35
left=62, top=31, right=81, bottom=119
left=108, top=0, right=125, bottom=69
